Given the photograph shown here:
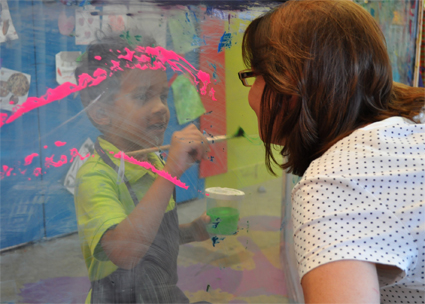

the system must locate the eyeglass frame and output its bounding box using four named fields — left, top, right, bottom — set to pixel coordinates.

left=238, top=69, right=257, bottom=87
